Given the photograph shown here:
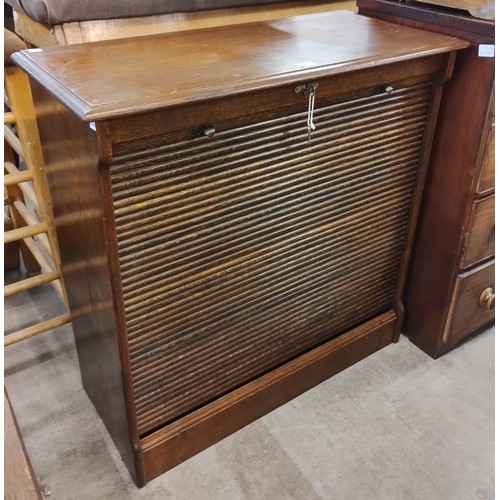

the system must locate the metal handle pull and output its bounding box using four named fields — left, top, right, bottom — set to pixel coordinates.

left=195, top=125, right=216, bottom=138
left=479, top=287, right=495, bottom=309
left=377, top=84, right=394, bottom=95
